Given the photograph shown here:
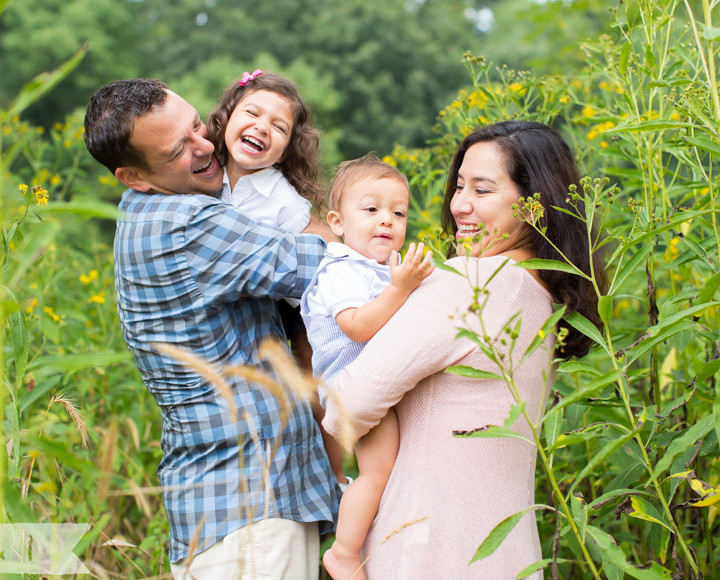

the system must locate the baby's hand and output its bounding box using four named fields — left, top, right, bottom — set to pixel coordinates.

left=389, top=242, right=435, bottom=295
